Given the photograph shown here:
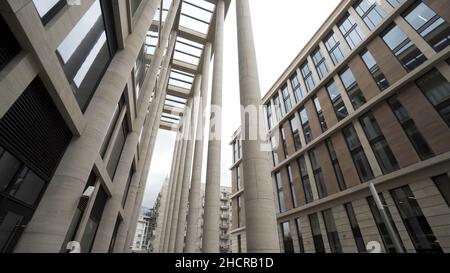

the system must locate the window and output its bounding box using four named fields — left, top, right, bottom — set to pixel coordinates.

left=339, top=67, right=366, bottom=110
left=273, top=95, right=283, bottom=122
left=289, top=116, right=302, bottom=151
left=134, top=42, right=149, bottom=99
left=326, top=80, right=349, bottom=121
left=367, top=194, right=405, bottom=253
left=275, top=172, right=286, bottom=213
left=300, top=61, right=316, bottom=92
left=344, top=202, right=366, bottom=253
left=265, top=104, right=273, bottom=130
left=415, top=69, right=450, bottom=127
left=281, top=84, right=292, bottom=112
left=299, top=107, right=313, bottom=144
left=324, top=32, right=346, bottom=65
left=280, top=127, right=288, bottom=158
left=354, top=0, right=387, bottom=31
left=298, top=156, right=314, bottom=203
left=287, top=165, right=298, bottom=208
left=313, top=96, right=328, bottom=132
left=106, top=118, right=129, bottom=180
left=233, top=141, right=238, bottom=163
left=290, top=73, right=305, bottom=103
left=57, top=0, right=117, bottom=111
left=281, top=222, right=295, bottom=253
left=295, top=218, right=305, bottom=253
left=131, top=0, right=143, bottom=17
left=312, top=47, right=329, bottom=79
left=381, top=24, right=427, bottom=72
left=236, top=166, right=241, bottom=191
left=388, top=95, right=434, bottom=160
left=270, top=136, right=279, bottom=166
left=309, top=149, right=328, bottom=199
left=360, top=112, right=400, bottom=174
left=433, top=174, right=450, bottom=207
left=0, top=13, right=21, bottom=71
left=108, top=216, right=121, bottom=253
left=33, top=0, right=66, bottom=25
left=325, top=139, right=346, bottom=191
left=343, top=125, right=374, bottom=182
left=322, top=209, right=343, bottom=253
left=388, top=0, right=404, bottom=8
left=309, top=213, right=326, bottom=253
left=237, top=235, right=242, bottom=253
left=100, top=95, right=125, bottom=158
left=403, top=1, right=450, bottom=52
left=360, top=48, right=390, bottom=91
left=391, top=186, right=443, bottom=253
left=338, top=13, right=365, bottom=49
left=121, top=166, right=134, bottom=207
left=237, top=196, right=241, bottom=228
